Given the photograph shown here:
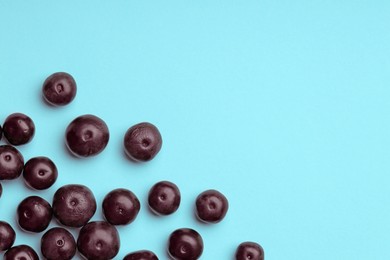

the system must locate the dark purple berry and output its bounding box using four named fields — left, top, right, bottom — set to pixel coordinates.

left=23, top=156, right=58, bottom=190
left=4, top=245, right=39, bottom=260
left=52, top=184, right=97, bottom=227
left=17, top=195, right=52, bottom=233
left=0, top=221, right=16, bottom=251
left=124, top=250, right=159, bottom=260
left=235, top=242, right=264, bottom=260
left=0, top=145, right=24, bottom=180
left=42, top=72, right=77, bottom=106
left=195, top=189, right=229, bottom=224
left=65, top=114, right=109, bottom=157
left=148, top=181, right=180, bottom=216
left=0, top=183, right=2, bottom=198
left=0, top=124, right=3, bottom=141
left=77, top=221, right=120, bottom=260
left=41, top=227, right=76, bottom=260
left=103, top=188, right=140, bottom=225
left=3, top=113, right=35, bottom=145
left=168, top=228, right=203, bottom=260
left=124, top=122, right=162, bottom=162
